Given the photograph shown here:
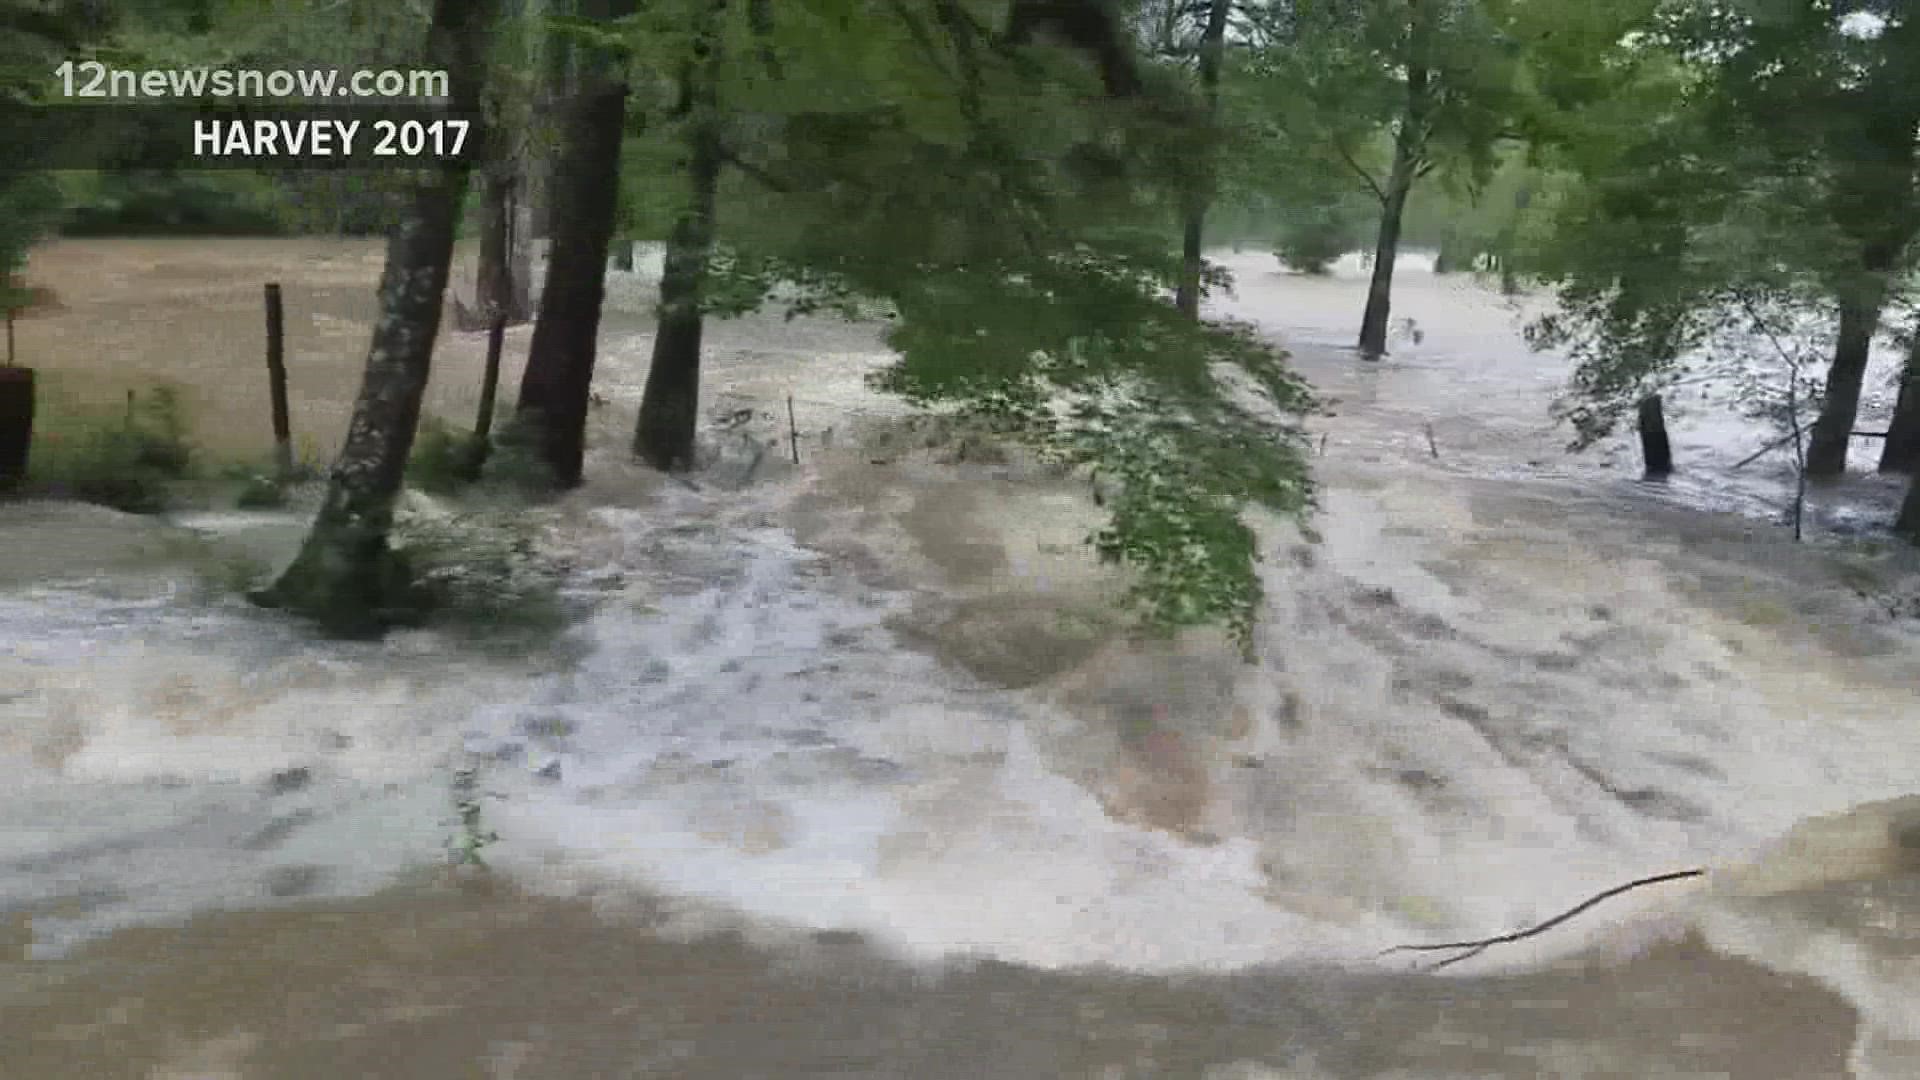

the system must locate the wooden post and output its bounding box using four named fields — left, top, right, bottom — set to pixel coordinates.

left=0, top=365, right=32, bottom=489
left=467, top=308, right=507, bottom=479
left=1637, top=394, right=1673, bottom=478
left=787, top=393, right=800, bottom=465
left=264, top=283, right=293, bottom=479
